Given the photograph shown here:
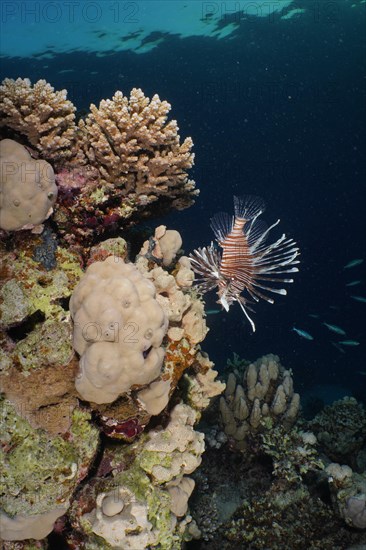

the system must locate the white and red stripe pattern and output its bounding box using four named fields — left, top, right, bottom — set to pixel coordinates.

left=189, top=195, right=300, bottom=331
